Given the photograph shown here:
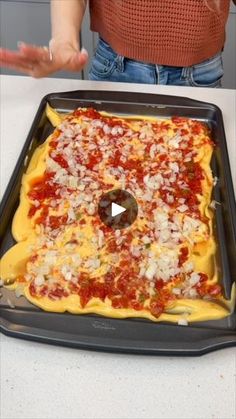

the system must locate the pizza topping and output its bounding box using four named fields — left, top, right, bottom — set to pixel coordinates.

left=178, top=317, right=188, bottom=326
left=20, top=108, right=221, bottom=317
